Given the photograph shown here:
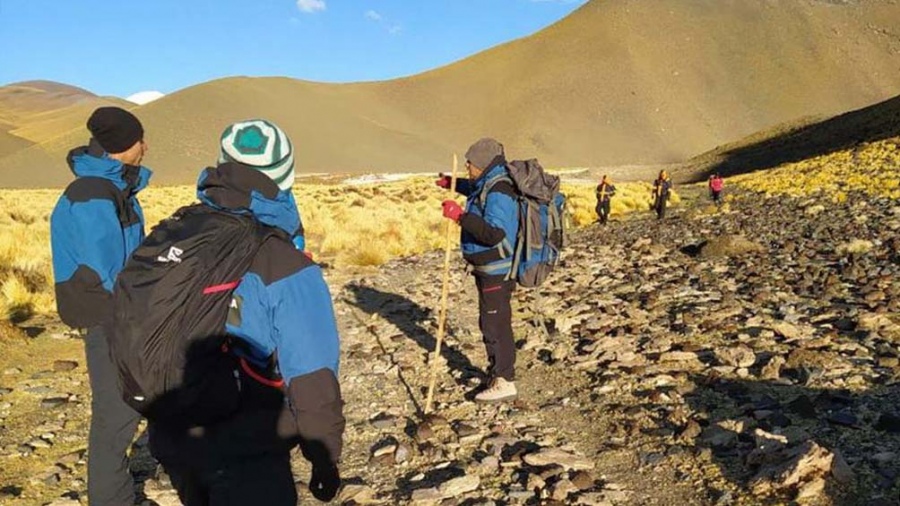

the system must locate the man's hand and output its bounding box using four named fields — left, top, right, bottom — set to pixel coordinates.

left=435, top=175, right=452, bottom=189
left=442, top=200, right=464, bottom=222
left=309, top=463, right=340, bottom=502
